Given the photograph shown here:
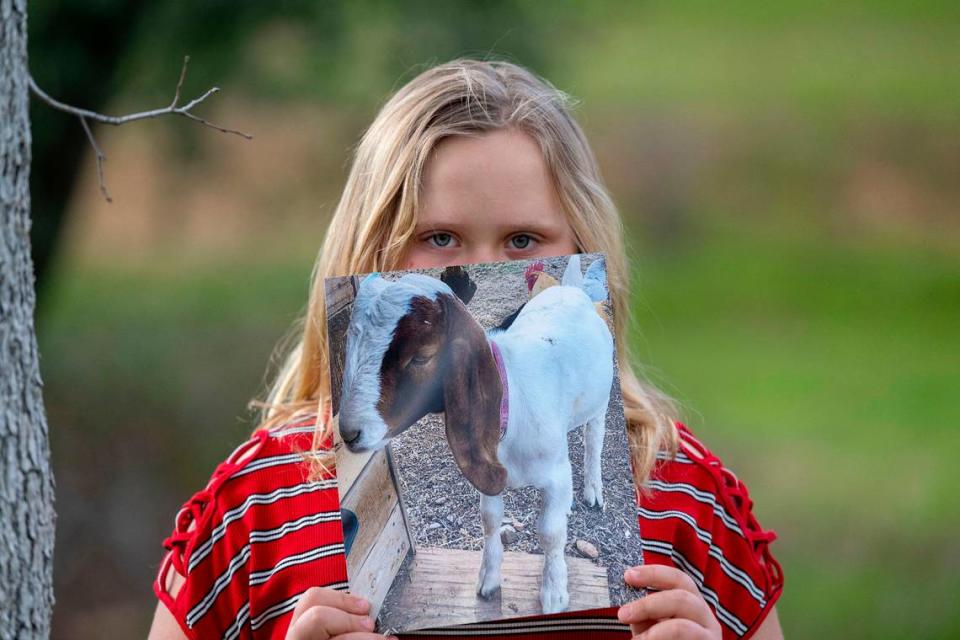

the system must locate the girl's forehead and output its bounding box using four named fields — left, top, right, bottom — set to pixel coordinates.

left=419, top=130, right=565, bottom=228
left=424, top=128, right=546, bottom=184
